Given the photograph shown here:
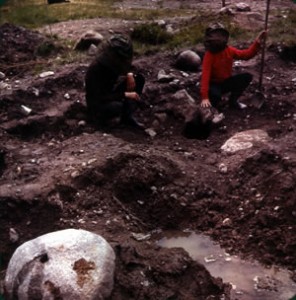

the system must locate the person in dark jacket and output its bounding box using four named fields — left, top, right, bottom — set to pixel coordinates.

left=85, top=34, right=145, bottom=129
